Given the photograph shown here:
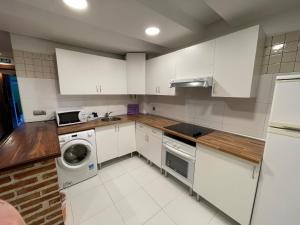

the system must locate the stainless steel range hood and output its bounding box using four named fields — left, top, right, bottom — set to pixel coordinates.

left=170, top=77, right=213, bottom=88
